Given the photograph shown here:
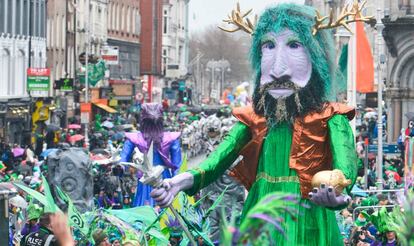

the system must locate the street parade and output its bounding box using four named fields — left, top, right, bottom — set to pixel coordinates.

left=1, top=0, right=414, bottom=245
